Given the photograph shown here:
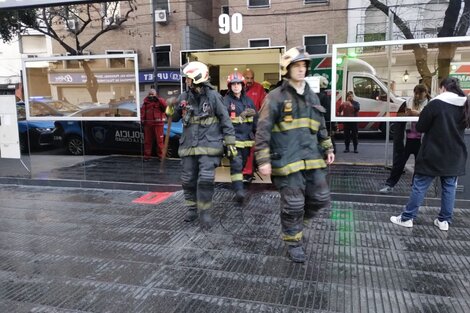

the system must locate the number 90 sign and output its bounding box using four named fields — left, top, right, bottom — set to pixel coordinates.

left=219, top=13, right=243, bottom=34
